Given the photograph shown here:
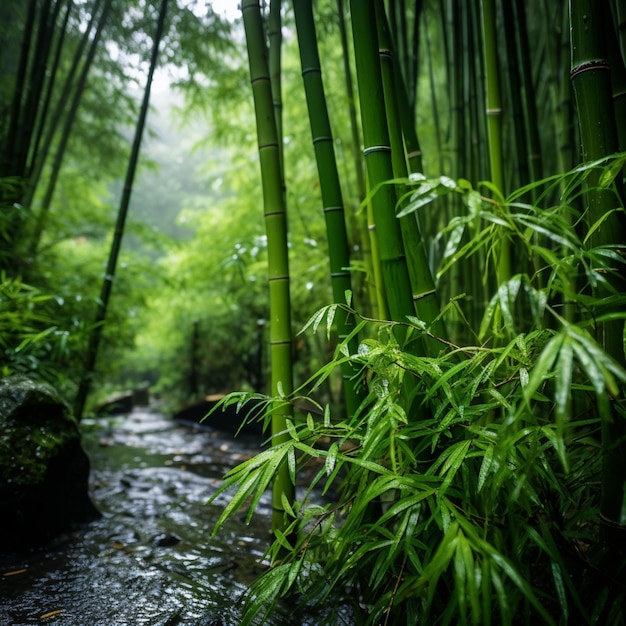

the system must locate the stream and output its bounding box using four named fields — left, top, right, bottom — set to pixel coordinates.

left=0, top=407, right=353, bottom=625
